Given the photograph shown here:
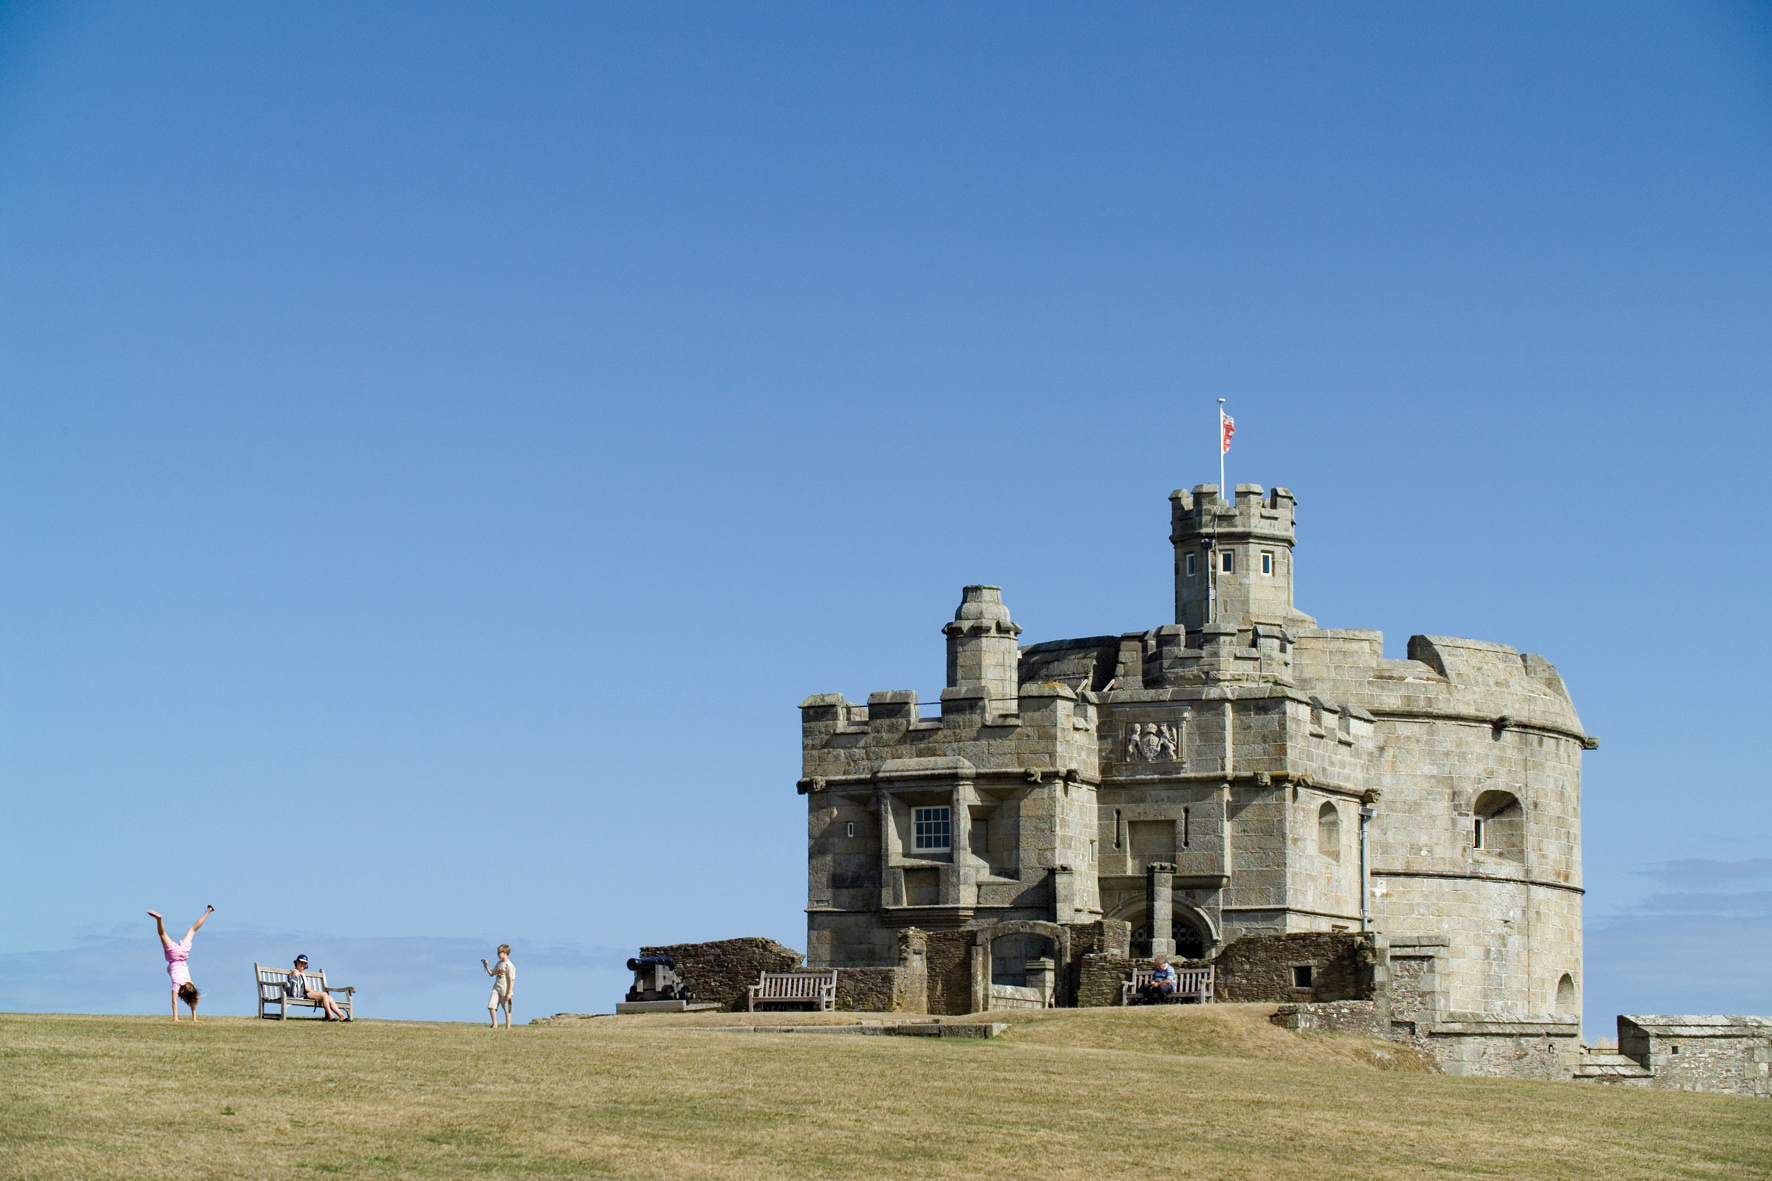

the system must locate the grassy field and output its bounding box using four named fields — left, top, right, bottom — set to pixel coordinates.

left=3, top=1007, right=1768, bottom=1180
